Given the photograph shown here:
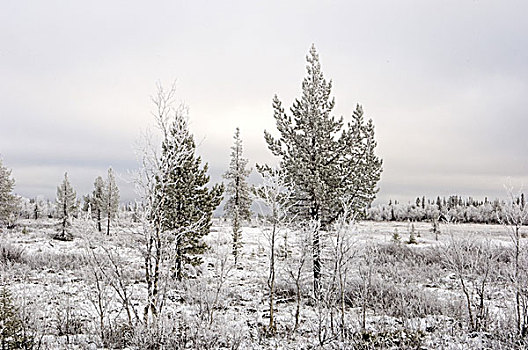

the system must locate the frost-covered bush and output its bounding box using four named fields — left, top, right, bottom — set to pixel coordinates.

left=0, top=242, right=25, bottom=265
left=350, top=329, right=425, bottom=350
